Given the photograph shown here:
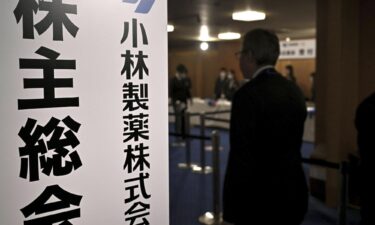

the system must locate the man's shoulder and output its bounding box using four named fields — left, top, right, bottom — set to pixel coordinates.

left=232, top=81, right=259, bottom=105
left=356, top=92, right=375, bottom=129
left=356, top=92, right=375, bottom=117
left=361, top=92, right=375, bottom=106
